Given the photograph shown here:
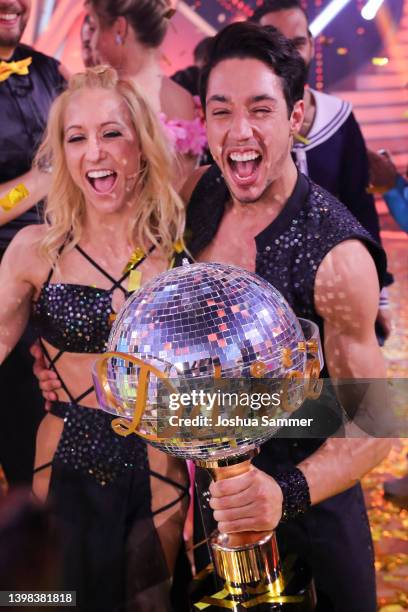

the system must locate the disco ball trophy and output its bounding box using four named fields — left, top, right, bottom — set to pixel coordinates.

left=93, top=262, right=323, bottom=611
